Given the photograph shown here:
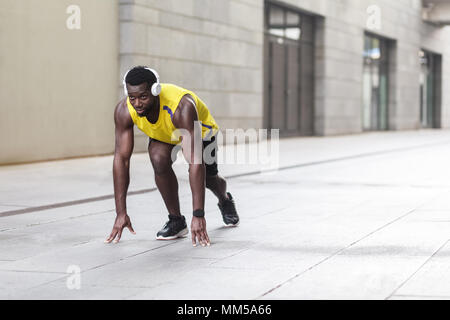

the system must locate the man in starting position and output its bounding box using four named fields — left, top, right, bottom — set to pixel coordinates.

left=105, top=66, right=239, bottom=247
